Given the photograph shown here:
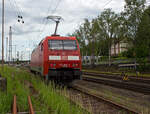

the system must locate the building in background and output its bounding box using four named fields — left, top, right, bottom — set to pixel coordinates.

left=111, top=39, right=128, bottom=56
